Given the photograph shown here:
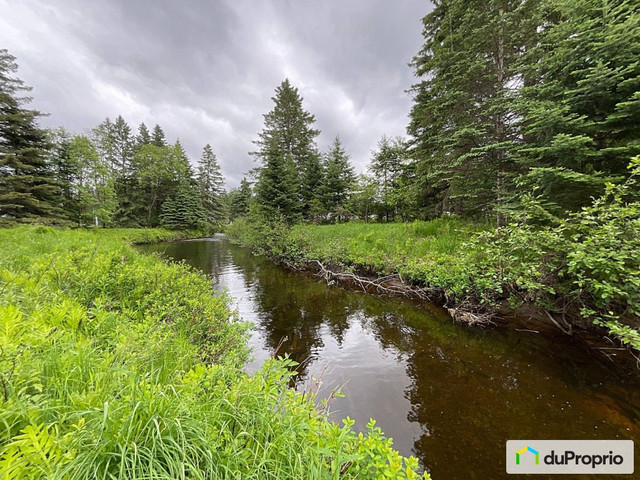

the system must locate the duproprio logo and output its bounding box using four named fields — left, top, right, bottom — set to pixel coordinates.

left=506, top=440, right=634, bottom=474
left=516, top=446, right=539, bottom=465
